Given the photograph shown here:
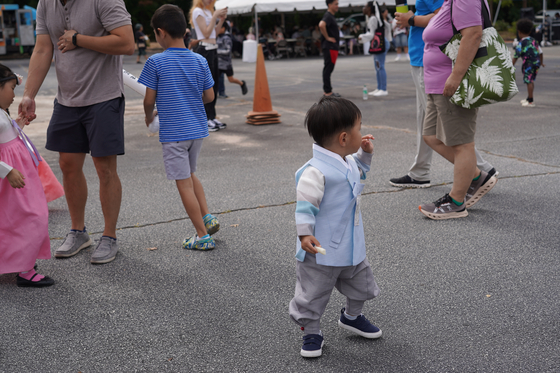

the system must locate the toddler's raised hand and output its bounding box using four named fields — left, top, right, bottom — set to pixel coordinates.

left=361, top=134, right=374, bottom=153
left=7, top=168, right=25, bottom=189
